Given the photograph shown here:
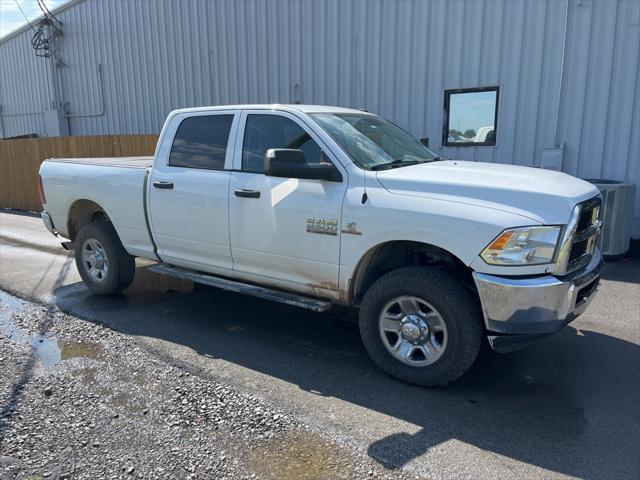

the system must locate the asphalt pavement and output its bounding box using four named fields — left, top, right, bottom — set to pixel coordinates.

left=1, top=208, right=639, bottom=479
